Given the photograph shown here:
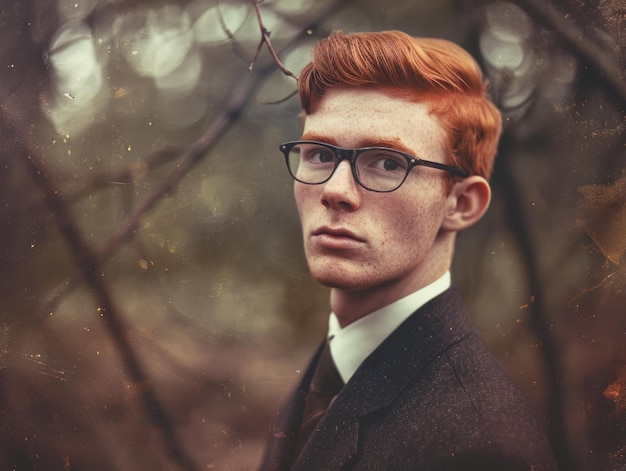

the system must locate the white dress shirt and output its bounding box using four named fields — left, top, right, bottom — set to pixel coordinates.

left=327, top=271, right=451, bottom=383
